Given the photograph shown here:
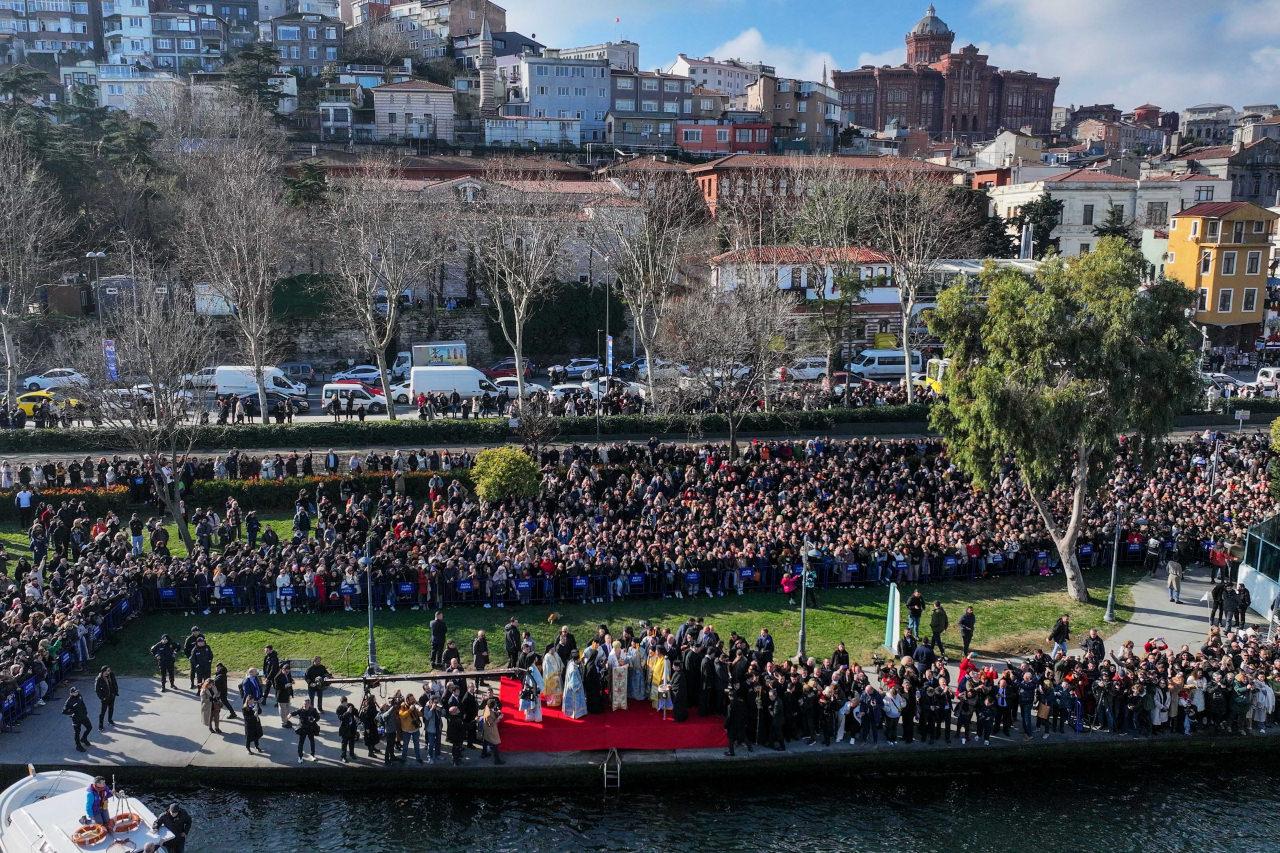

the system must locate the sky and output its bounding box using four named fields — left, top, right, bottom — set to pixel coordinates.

left=504, top=0, right=1280, bottom=112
